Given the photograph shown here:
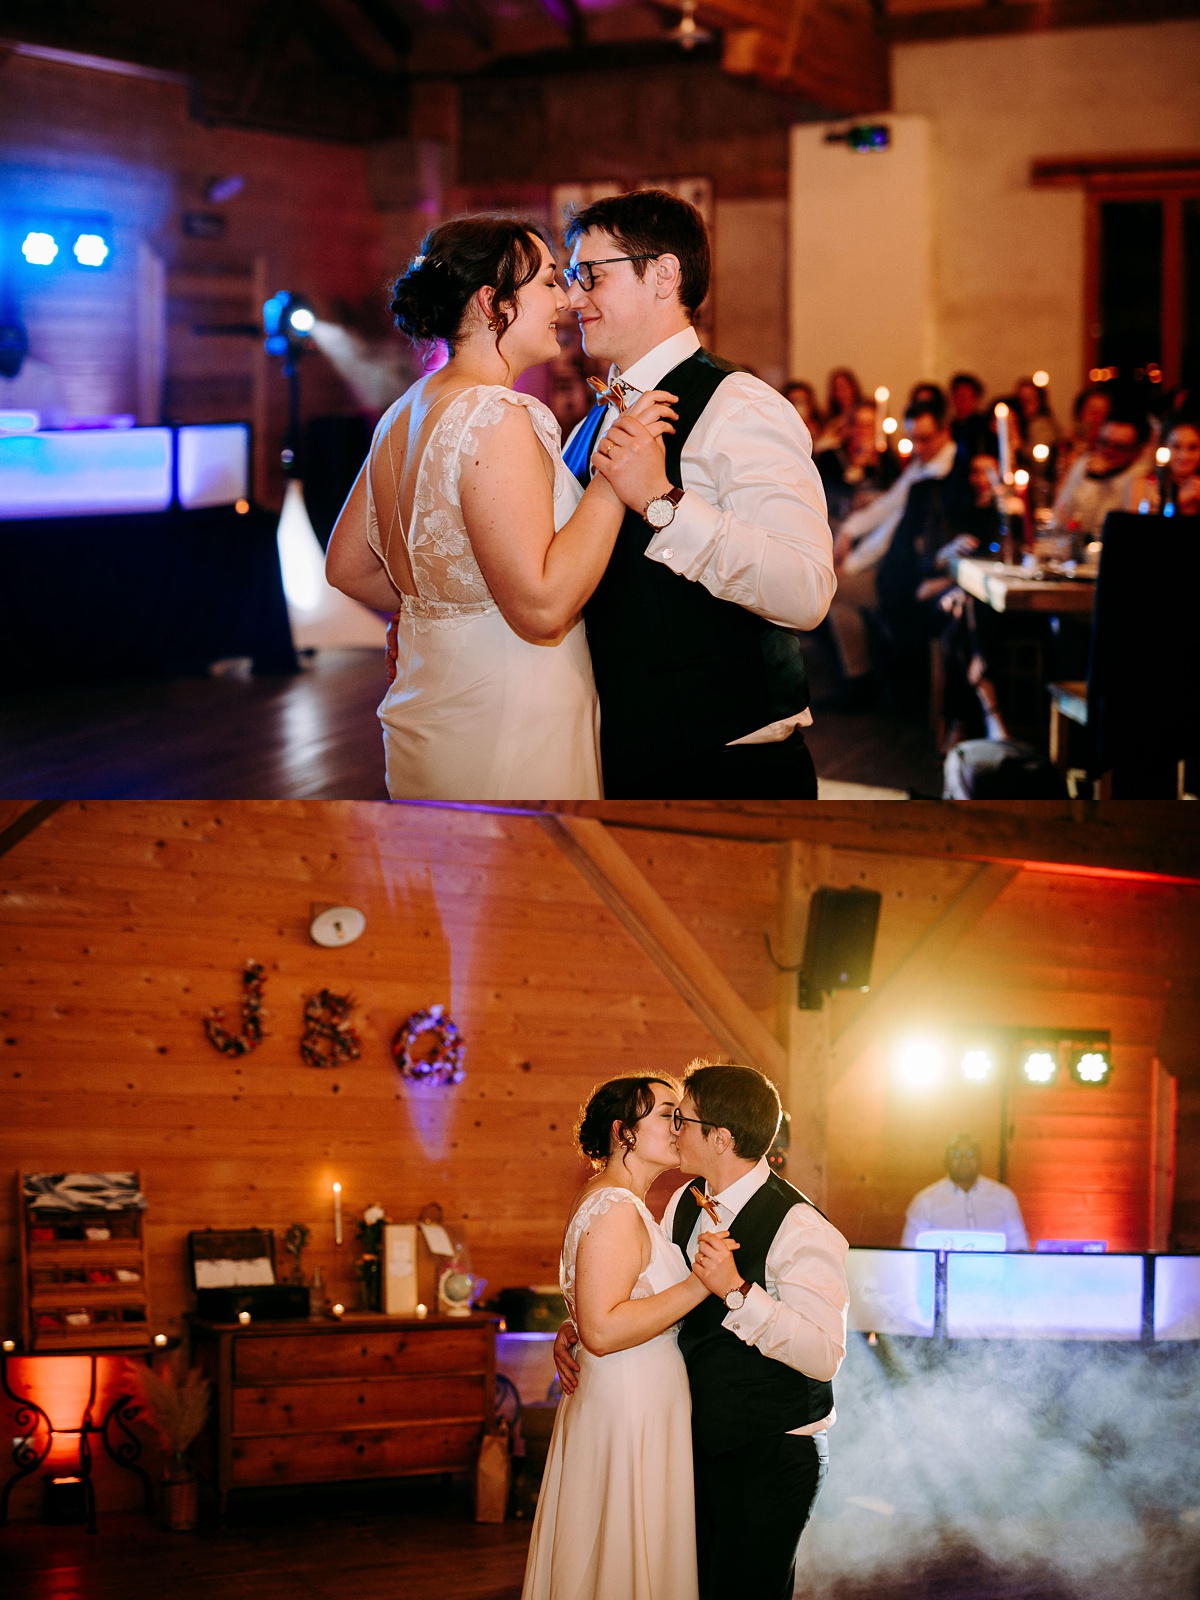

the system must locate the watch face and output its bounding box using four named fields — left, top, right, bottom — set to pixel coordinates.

left=726, top=1289, right=744, bottom=1310
left=645, top=498, right=674, bottom=528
